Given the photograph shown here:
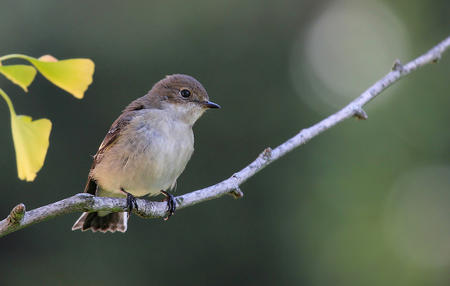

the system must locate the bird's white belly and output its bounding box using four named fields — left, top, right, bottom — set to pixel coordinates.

left=92, top=112, right=194, bottom=197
